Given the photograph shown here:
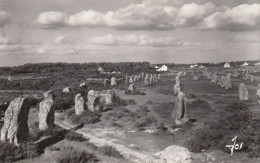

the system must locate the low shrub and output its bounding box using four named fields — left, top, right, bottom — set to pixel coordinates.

left=112, top=96, right=128, bottom=106
left=65, top=131, right=86, bottom=142
left=153, top=102, right=174, bottom=119
left=57, top=147, right=98, bottom=163
left=125, top=90, right=146, bottom=95
left=186, top=93, right=196, bottom=98
left=127, top=99, right=137, bottom=105
left=189, top=99, right=211, bottom=110
left=225, top=102, right=248, bottom=113
left=98, top=145, right=123, bottom=159
left=0, top=142, right=40, bottom=162
left=66, top=109, right=100, bottom=124
left=187, top=109, right=260, bottom=157
left=134, top=115, right=157, bottom=129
